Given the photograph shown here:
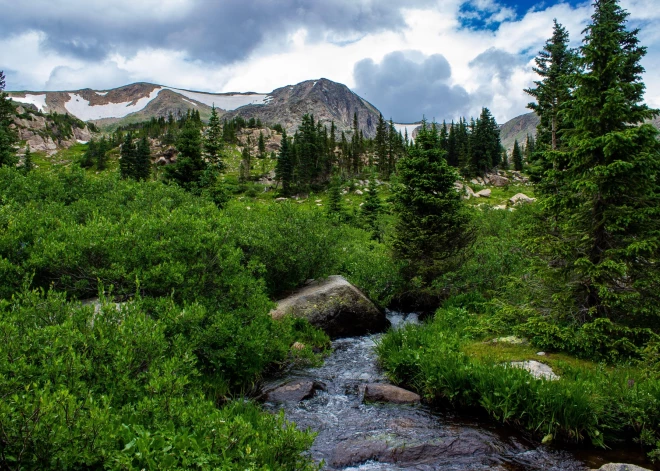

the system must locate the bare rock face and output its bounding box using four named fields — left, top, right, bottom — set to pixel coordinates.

left=363, top=384, right=421, bottom=405
left=270, top=275, right=388, bottom=338
left=265, top=379, right=326, bottom=403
